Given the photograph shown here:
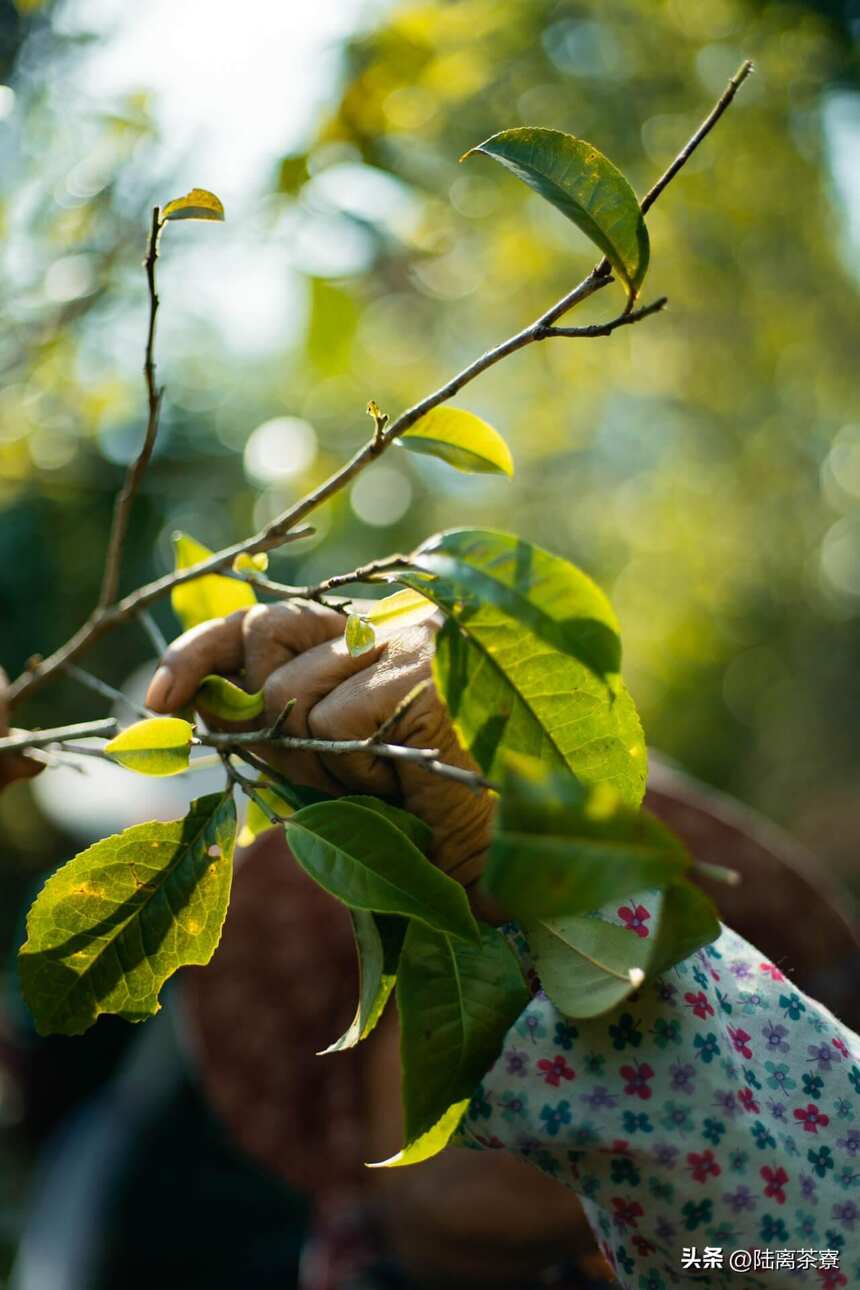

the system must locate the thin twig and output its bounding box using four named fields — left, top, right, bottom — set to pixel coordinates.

left=200, top=727, right=495, bottom=794
left=8, top=64, right=752, bottom=709
left=244, top=553, right=409, bottom=601
left=540, top=296, right=667, bottom=339
left=138, top=610, right=168, bottom=655
left=61, top=662, right=152, bottom=720
left=0, top=718, right=118, bottom=753
left=98, top=207, right=164, bottom=609
left=220, top=753, right=289, bottom=825
left=639, top=60, right=754, bottom=217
